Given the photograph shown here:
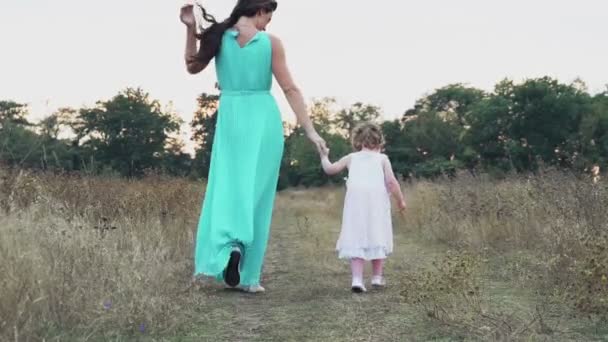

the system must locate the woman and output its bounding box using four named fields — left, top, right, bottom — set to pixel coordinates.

left=180, top=0, right=327, bottom=293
